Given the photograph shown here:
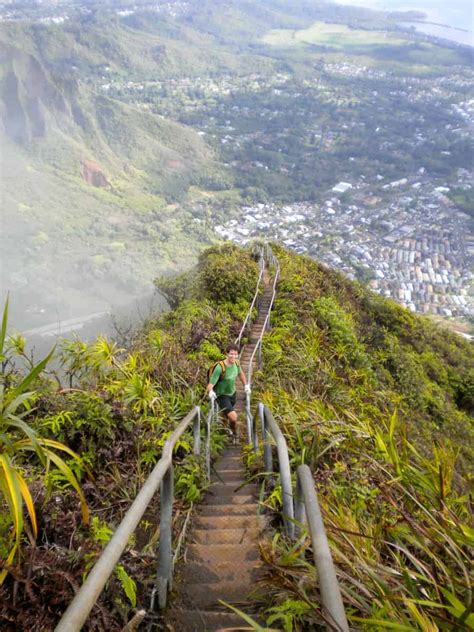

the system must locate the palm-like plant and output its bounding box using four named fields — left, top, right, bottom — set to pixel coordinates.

left=0, top=298, right=89, bottom=584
